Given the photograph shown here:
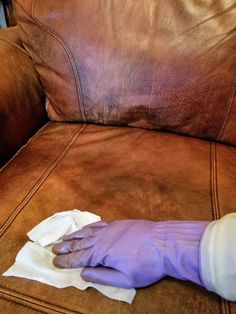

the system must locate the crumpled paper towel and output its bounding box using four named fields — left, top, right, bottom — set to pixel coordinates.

left=3, top=209, right=136, bottom=304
